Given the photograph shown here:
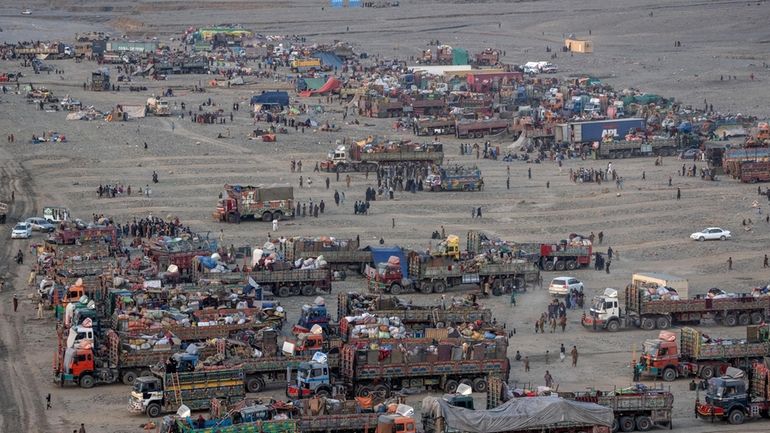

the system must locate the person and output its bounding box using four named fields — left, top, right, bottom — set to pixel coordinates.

left=605, top=260, right=611, bottom=274
left=668, top=176, right=672, bottom=187
left=272, top=219, right=278, bottom=232
left=325, top=177, right=330, bottom=189
left=510, top=290, right=516, bottom=306
left=765, top=254, right=769, bottom=268
left=524, top=356, right=530, bottom=371
left=477, top=207, right=482, bottom=218
left=79, top=423, right=86, bottom=433
left=607, top=247, right=613, bottom=260
left=677, top=187, right=681, bottom=200
left=528, top=167, right=532, bottom=179
left=544, top=350, right=550, bottom=364
left=46, top=393, right=51, bottom=409
left=727, top=256, right=733, bottom=270
left=559, top=315, right=567, bottom=332
left=597, top=231, right=604, bottom=244
left=633, top=363, right=642, bottom=381
left=16, top=249, right=24, bottom=264
left=515, top=350, right=522, bottom=361
left=197, top=415, right=206, bottom=429
left=37, top=300, right=43, bottom=319
left=544, top=370, right=553, bottom=388
left=571, top=346, right=579, bottom=367
left=559, top=344, right=566, bottom=362
left=13, top=294, right=19, bottom=312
